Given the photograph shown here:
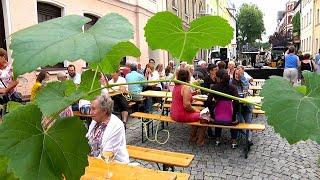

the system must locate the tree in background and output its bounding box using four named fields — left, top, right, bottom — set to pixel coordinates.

left=236, top=3, right=265, bottom=45
left=269, top=32, right=289, bottom=47
left=292, top=12, right=300, bottom=35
